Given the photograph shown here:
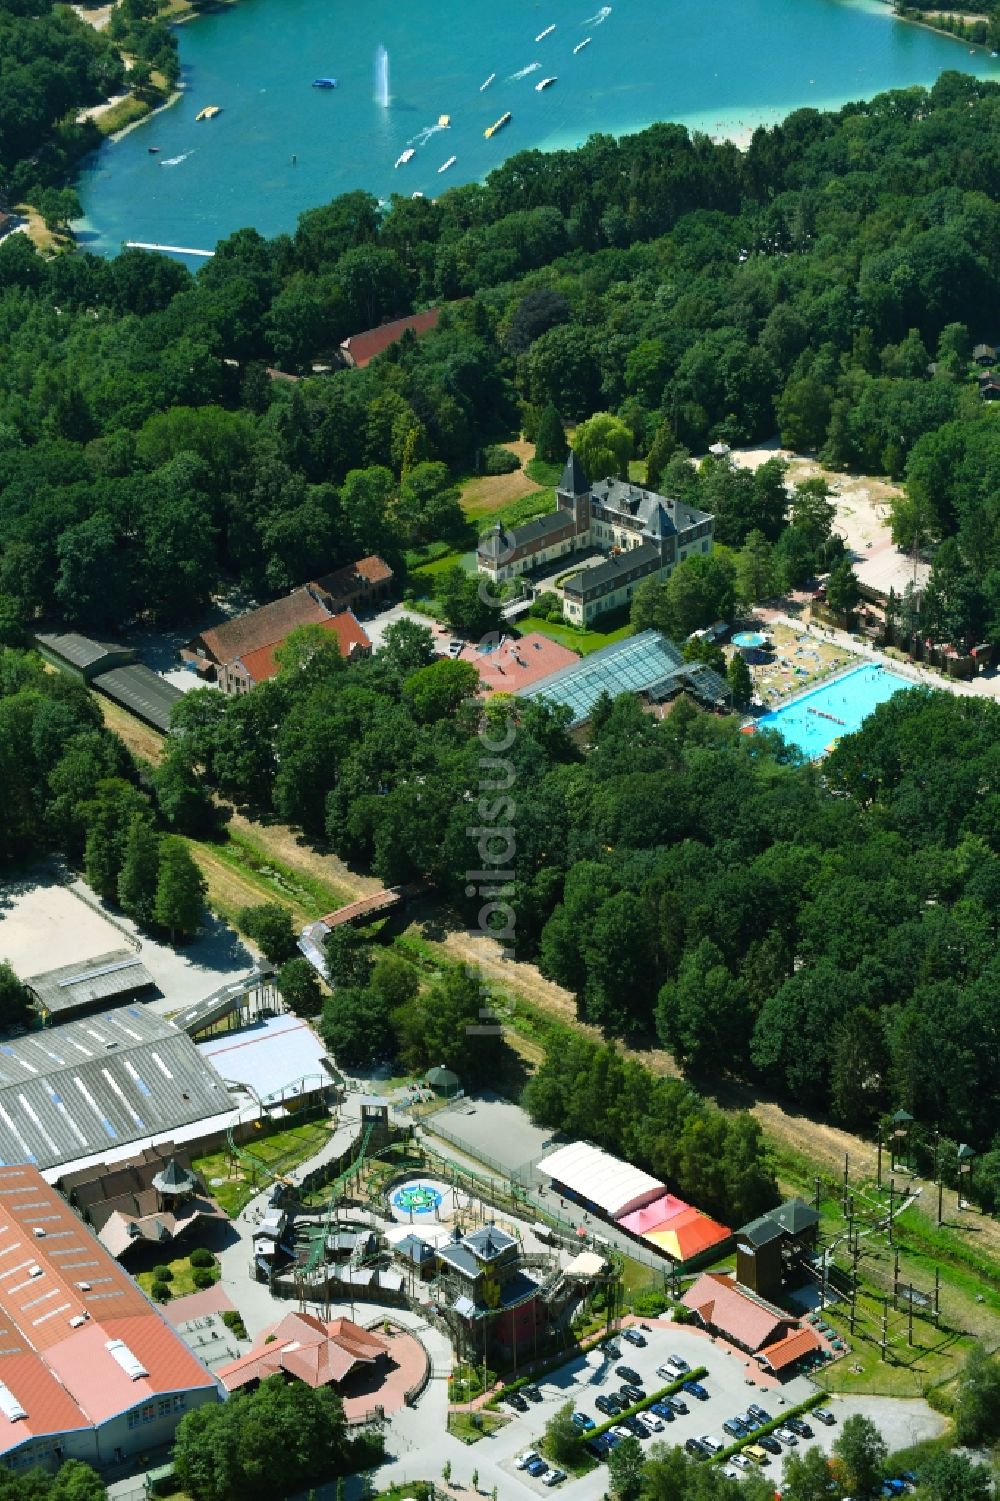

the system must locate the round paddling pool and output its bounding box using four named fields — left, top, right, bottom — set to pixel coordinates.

left=732, top=630, right=768, bottom=649
left=391, top=1179, right=446, bottom=1216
